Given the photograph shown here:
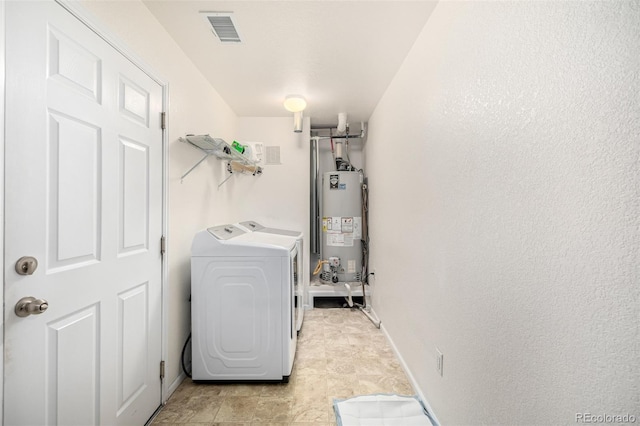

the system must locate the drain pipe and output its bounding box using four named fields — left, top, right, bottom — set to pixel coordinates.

left=343, top=283, right=381, bottom=329
left=359, top=277, right=380, bottom=329
left=358, top=305, right=381, bottom=329
left=344, top=283, right=354, bottom=307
